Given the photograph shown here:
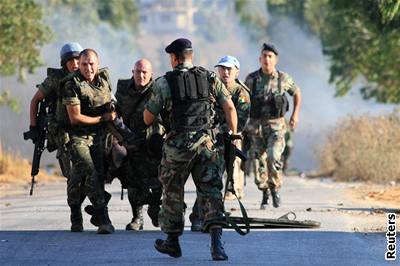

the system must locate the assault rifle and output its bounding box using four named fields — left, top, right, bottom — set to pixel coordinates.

left=223, top=132, right=248, bottom=199
left=23, top=99, right=48, bottom=195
